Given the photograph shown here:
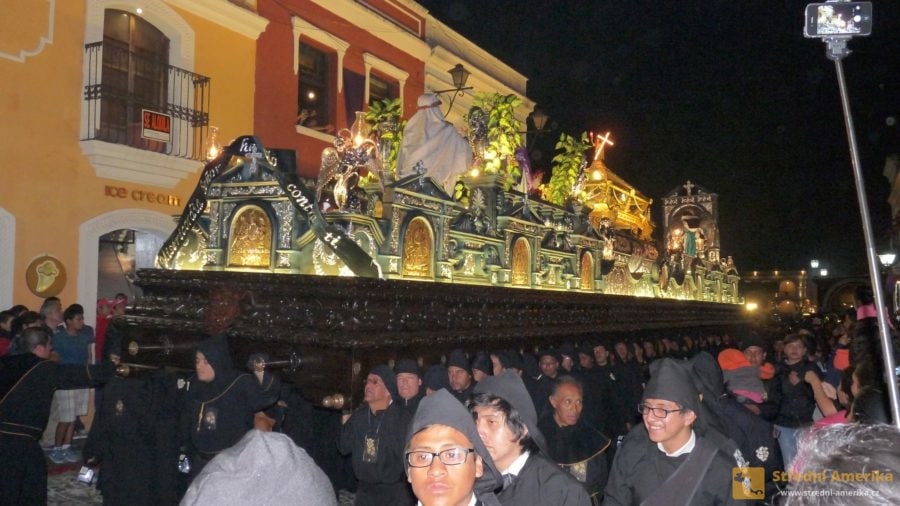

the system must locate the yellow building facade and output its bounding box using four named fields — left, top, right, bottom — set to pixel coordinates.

left=0, top=0, right=266, bottom=325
